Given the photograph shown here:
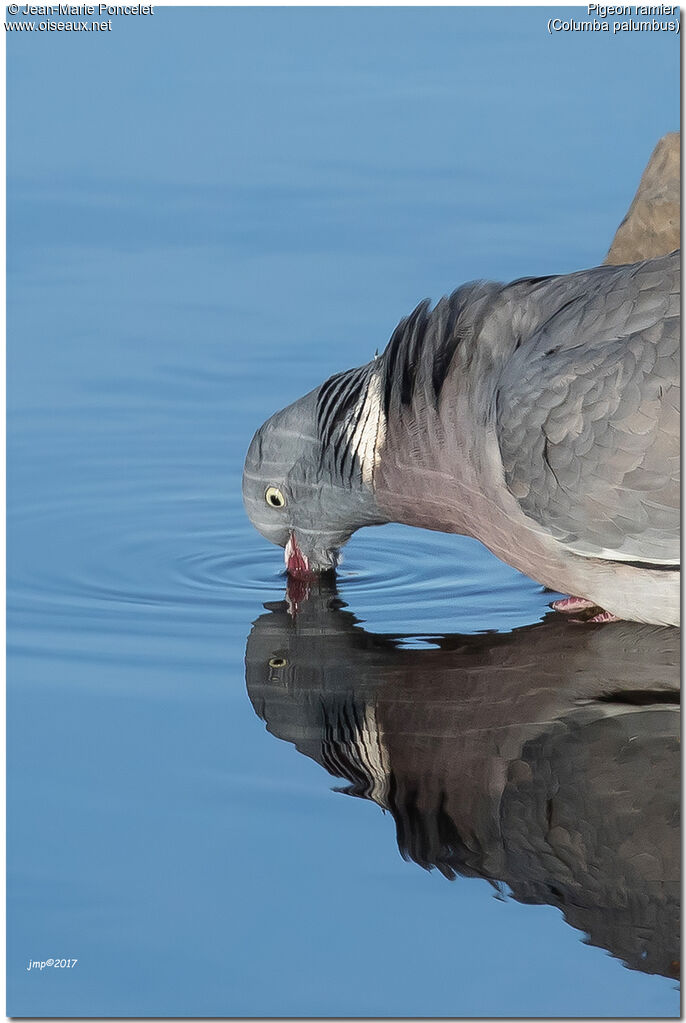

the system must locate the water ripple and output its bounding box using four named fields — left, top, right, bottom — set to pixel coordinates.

left=9, top=482, right=554, bottom=648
